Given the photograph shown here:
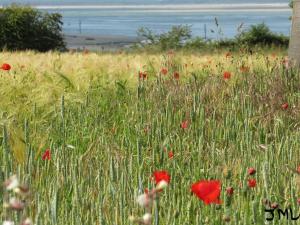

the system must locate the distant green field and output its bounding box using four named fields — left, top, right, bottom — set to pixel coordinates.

left=1, top=50, right=300, bottom=224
